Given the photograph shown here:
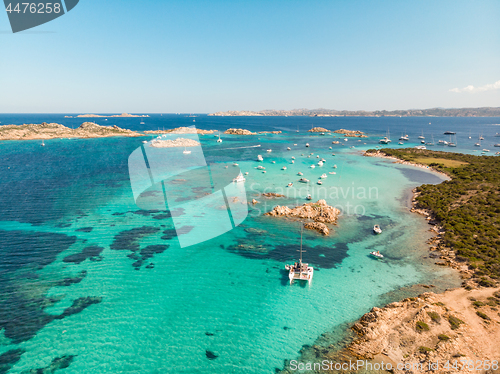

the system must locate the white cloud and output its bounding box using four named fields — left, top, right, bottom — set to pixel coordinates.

left=450, top=80, right=500, bottom=93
